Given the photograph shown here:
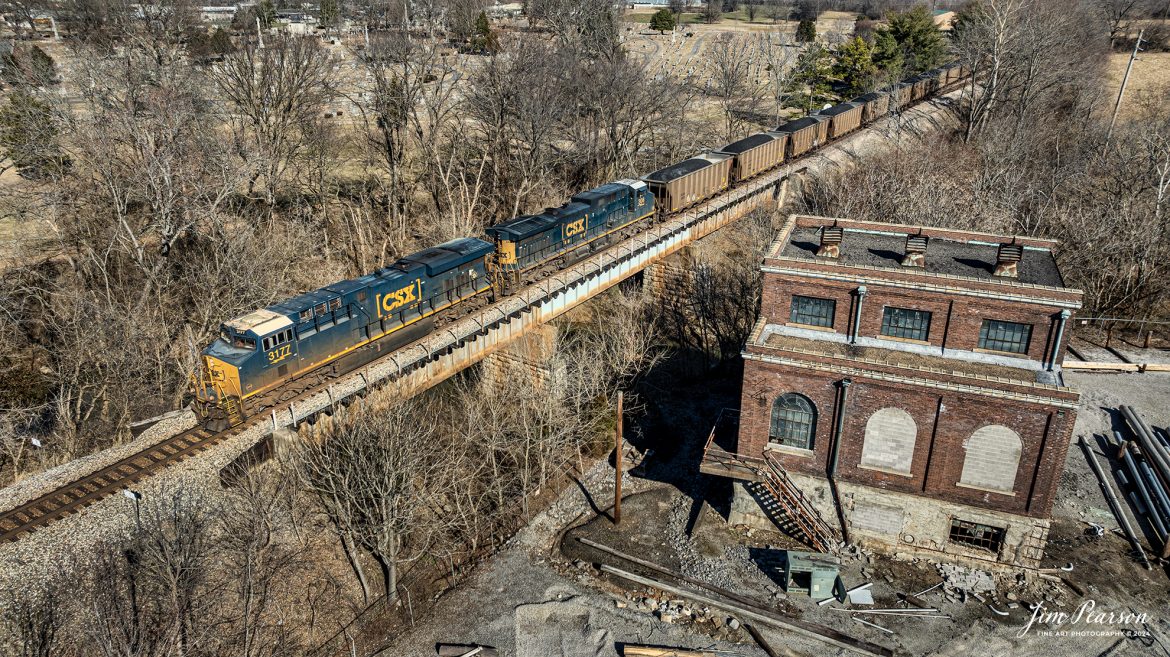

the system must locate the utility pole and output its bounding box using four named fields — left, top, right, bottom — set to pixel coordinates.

left=613, top=391, right=623, bottom=525
left=1105, top=29, right=1143, bottom=151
